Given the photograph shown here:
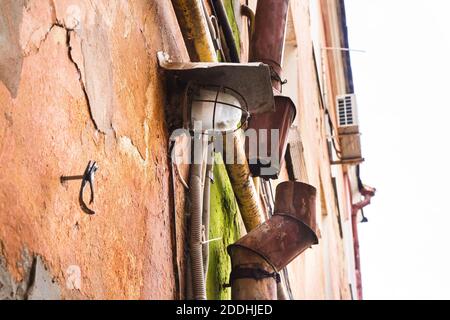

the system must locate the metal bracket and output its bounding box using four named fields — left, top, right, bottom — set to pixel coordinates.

left=228, top=267, right=281, bottom=284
